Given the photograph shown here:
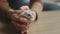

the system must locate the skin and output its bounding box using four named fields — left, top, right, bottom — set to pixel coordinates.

left=0, top=0, right=42, bottom=34
left=0, top=0, right=42, bottom=18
